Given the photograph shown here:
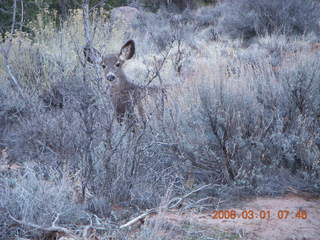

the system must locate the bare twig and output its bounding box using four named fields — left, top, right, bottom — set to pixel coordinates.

left=52, top=213, right=60, bottom=227
left=0, top=0, right=26, bottom=99
left=120, top=184, right=213, bottom=229
left=167, top=184, right=212, bottom=209
left=19, top=0, right=24, bottom=32
left=9, top=0, right=17, bottom=36
left=9, top=214, right=74, bottom=236
left=9, top=213, right=112, bottom=238
left=82, top=0, right=91, bottom=45
left=90, top=0, right=107, bottom=12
